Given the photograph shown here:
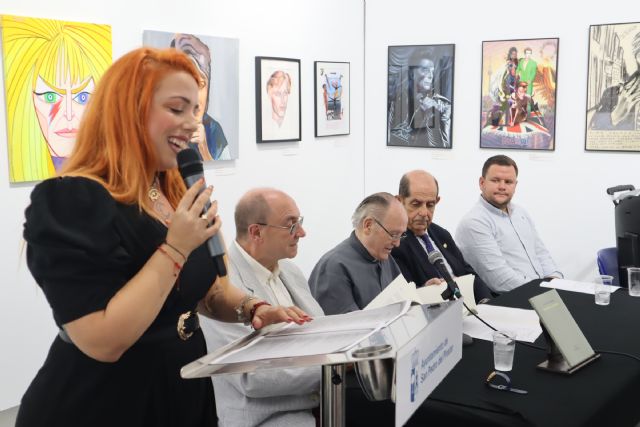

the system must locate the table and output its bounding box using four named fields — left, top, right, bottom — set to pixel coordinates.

left=424, top=282, right=640, bottom=427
